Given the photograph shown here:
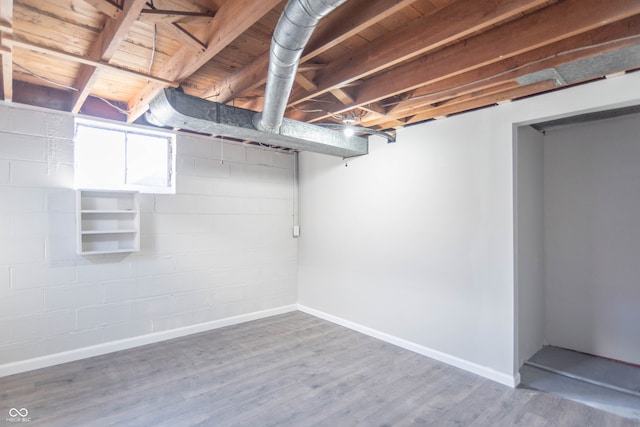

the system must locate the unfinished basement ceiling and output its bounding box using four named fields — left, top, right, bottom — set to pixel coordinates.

left=0, top=0, right=639, bottom=142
